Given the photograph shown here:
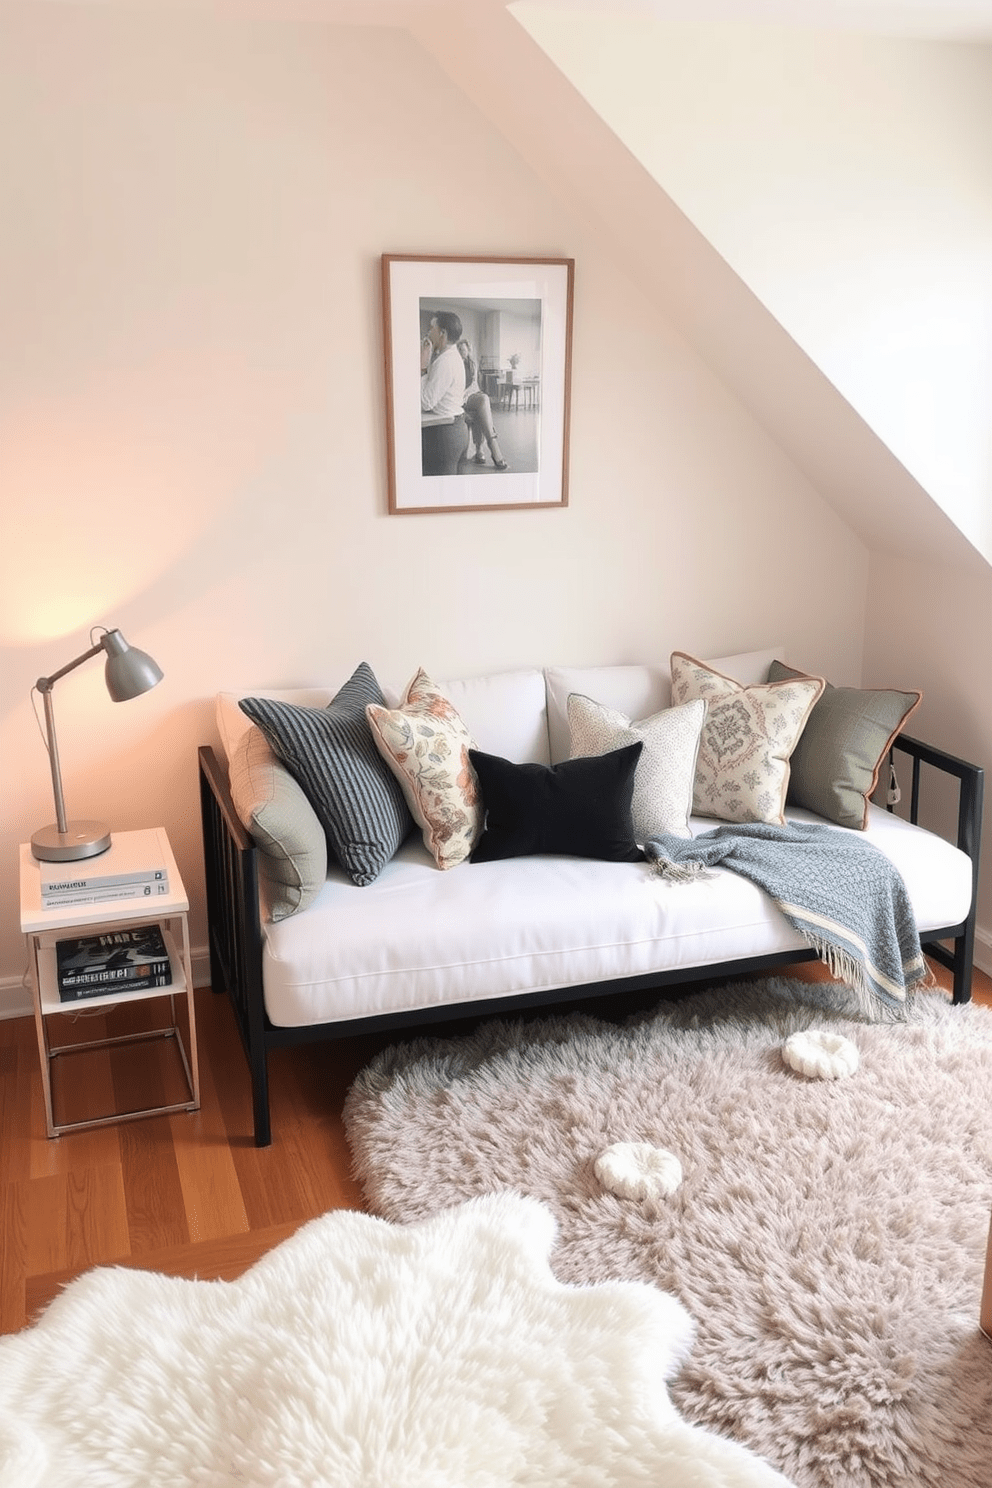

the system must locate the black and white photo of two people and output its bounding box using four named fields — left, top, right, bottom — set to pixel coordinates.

left=419, top=297, right=542, bottom=478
